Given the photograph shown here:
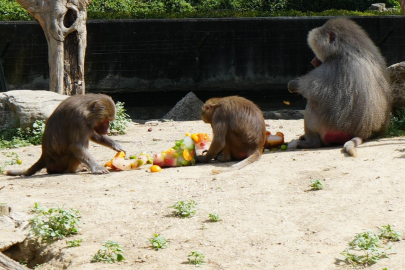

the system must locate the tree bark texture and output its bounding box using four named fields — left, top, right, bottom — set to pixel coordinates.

left=16, top=0, right=91, bottom=95
left=0, top=252, right=29, bottom=270
left=401, top=0, right=405, bottom=14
